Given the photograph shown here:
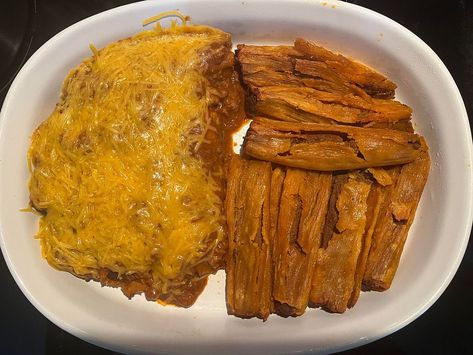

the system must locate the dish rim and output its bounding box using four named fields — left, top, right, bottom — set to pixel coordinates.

left=0, top=0, right=472, bottom=353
